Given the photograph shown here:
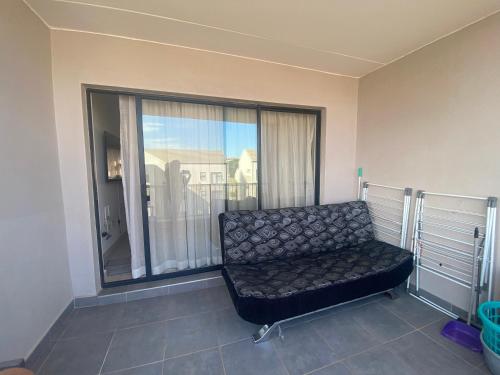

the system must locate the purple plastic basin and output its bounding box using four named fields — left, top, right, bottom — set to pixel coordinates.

left=441, top=320, right=483, bottom=353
